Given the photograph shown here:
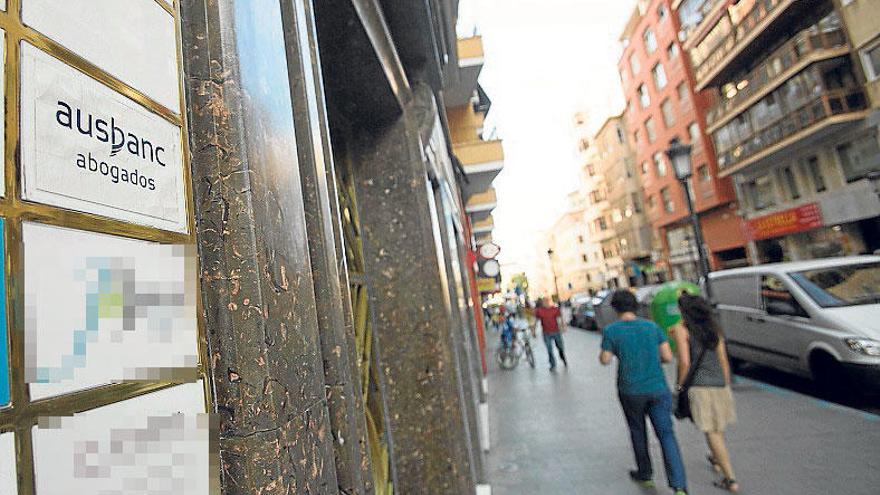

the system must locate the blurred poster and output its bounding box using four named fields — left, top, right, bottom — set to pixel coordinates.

left=24, top=222, right=198, bottom=399
left=33, top=382, right=210, bottom=495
